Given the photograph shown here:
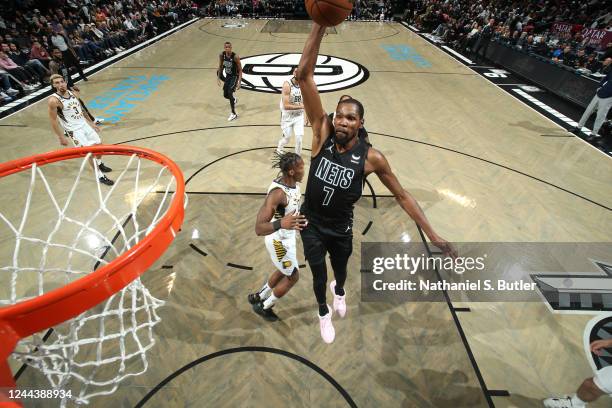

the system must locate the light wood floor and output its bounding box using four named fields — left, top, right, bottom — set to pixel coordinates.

left=1, top=19, right=611, bottom=407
